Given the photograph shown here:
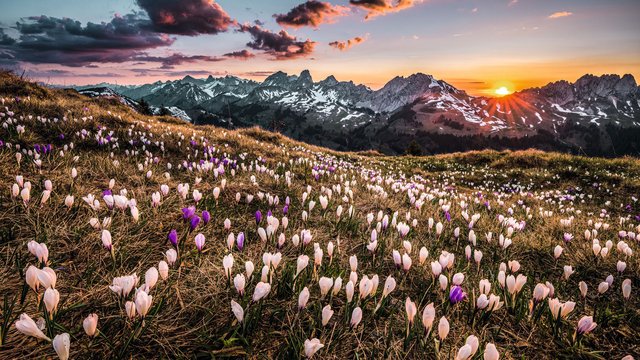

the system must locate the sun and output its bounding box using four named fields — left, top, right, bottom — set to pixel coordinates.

left=495, top=86, right=511, bottom=96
